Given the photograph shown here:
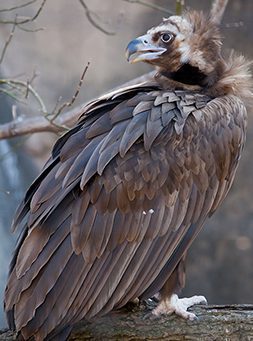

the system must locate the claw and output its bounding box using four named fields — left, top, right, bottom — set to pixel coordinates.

left=152, top=294, right=207, bottom=320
